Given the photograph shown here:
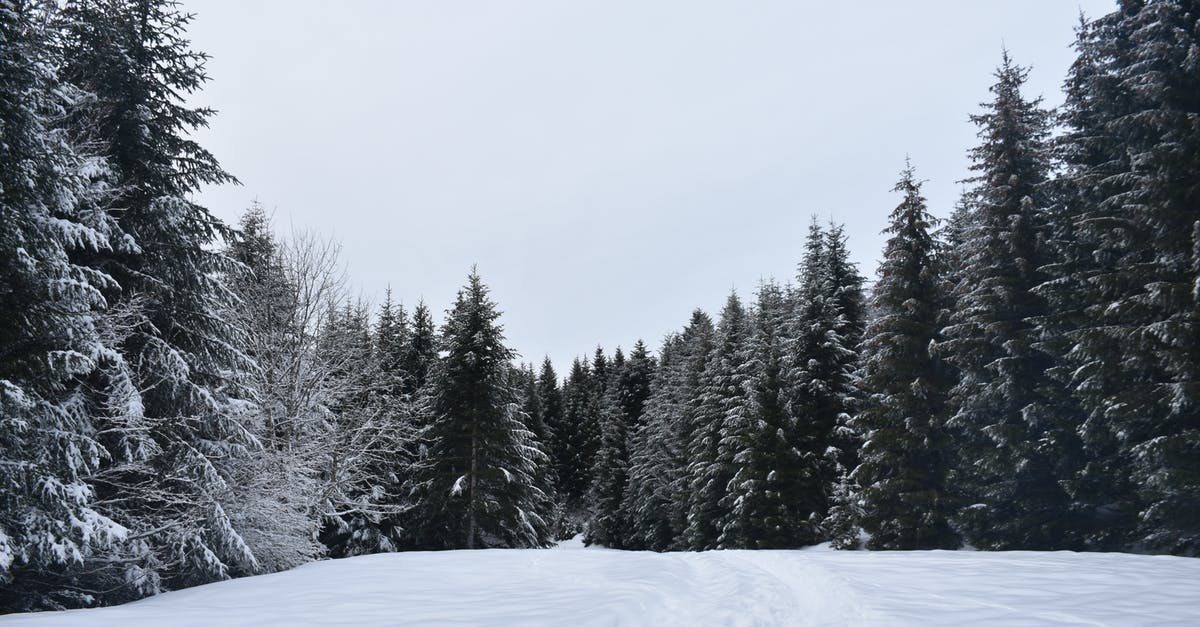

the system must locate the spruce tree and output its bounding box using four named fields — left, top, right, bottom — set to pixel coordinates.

left=585, top=349, right=630, bottom=547
left=559, top=358, right=594, bottom=507
left=942, top=52, right=1082, bottom=550
left=407, top=270, right=551, bottom=549
left=317, top=300, right=409, bottom=557
left=519, top=362, right=562, bottom=537
left=55, top=0, right=259, bottom=592
left=683, top=293, right=749, bottom=550
left=536, top=358, right=571, bottom=507
left=1052, top=1, right=1200, bottom=554
left=619, top=340, right=656, bottom=431
left=0, top=0, right=135, bottom=610
left=401, top=300, right=437, bottom=398
left=852, top=161, right=958, bottom=550
left=783, top=221, right=858, bottom=546
left=623, top=335, right=685, bottom=551
left=719, top=281, right=804, bottom=548
left=624, top=310, right=713, bottom=550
